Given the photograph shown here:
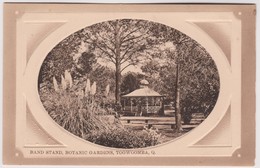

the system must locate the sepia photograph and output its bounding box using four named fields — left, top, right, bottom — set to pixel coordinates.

left=3, top=3, right=256, bottom=166
left=38, top=19, right=220, bottom=148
